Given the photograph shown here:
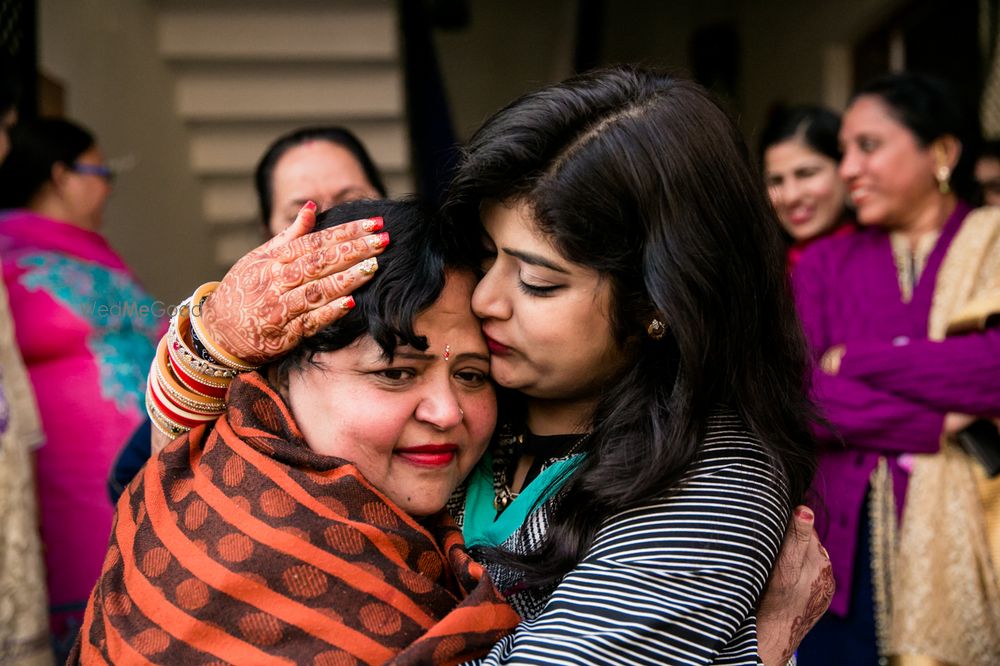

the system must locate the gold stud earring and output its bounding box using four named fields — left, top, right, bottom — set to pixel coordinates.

left=936, top=166, right=951, bottom=195
left=646, top=318, right=666, bottom=340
